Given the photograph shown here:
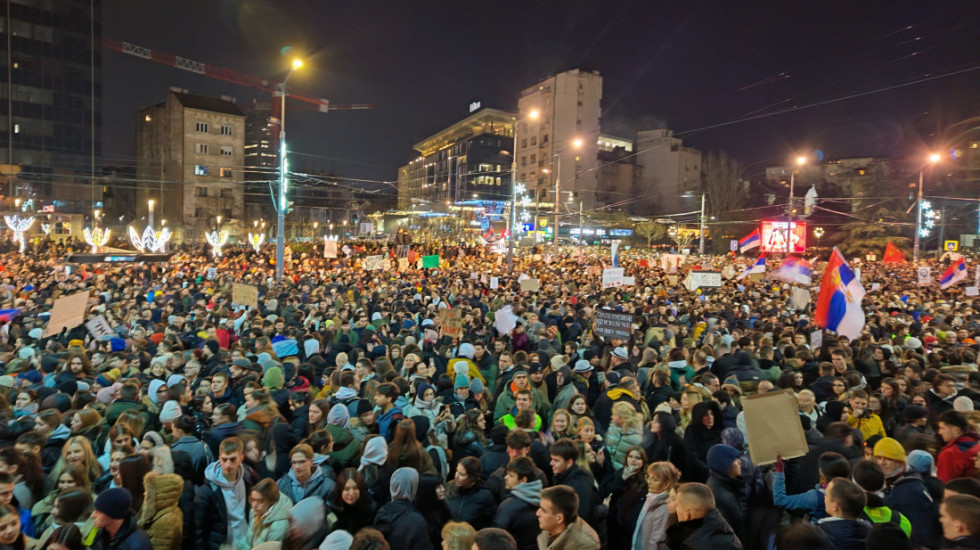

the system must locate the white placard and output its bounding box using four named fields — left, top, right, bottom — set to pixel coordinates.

left=622, top=276, right=636, bottom=286
left=85, top=315, right=114, bottom=341
left=967, top=287, right=979, bottom=296
left=364, top=255, right=383, bottom=271
left=684, top=271, right=722, bottom=290
left=489, top=277, right=499, bottom=290
left=494, top=305, right=517, bottom=336
left=791, top=287, right=810, bottom=310
left=810, top=330, right=823, bottom=350
left=871, top=282, right=881, bottom=291
left=602, top=268, right=625, bottom=288
left=341, top=245, right=352, bottom=256
left=917, top=266, right=932, bottom=286
left=324, top=239, right=338, bottom=259
left=398, top=258, right=409, bottom=271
